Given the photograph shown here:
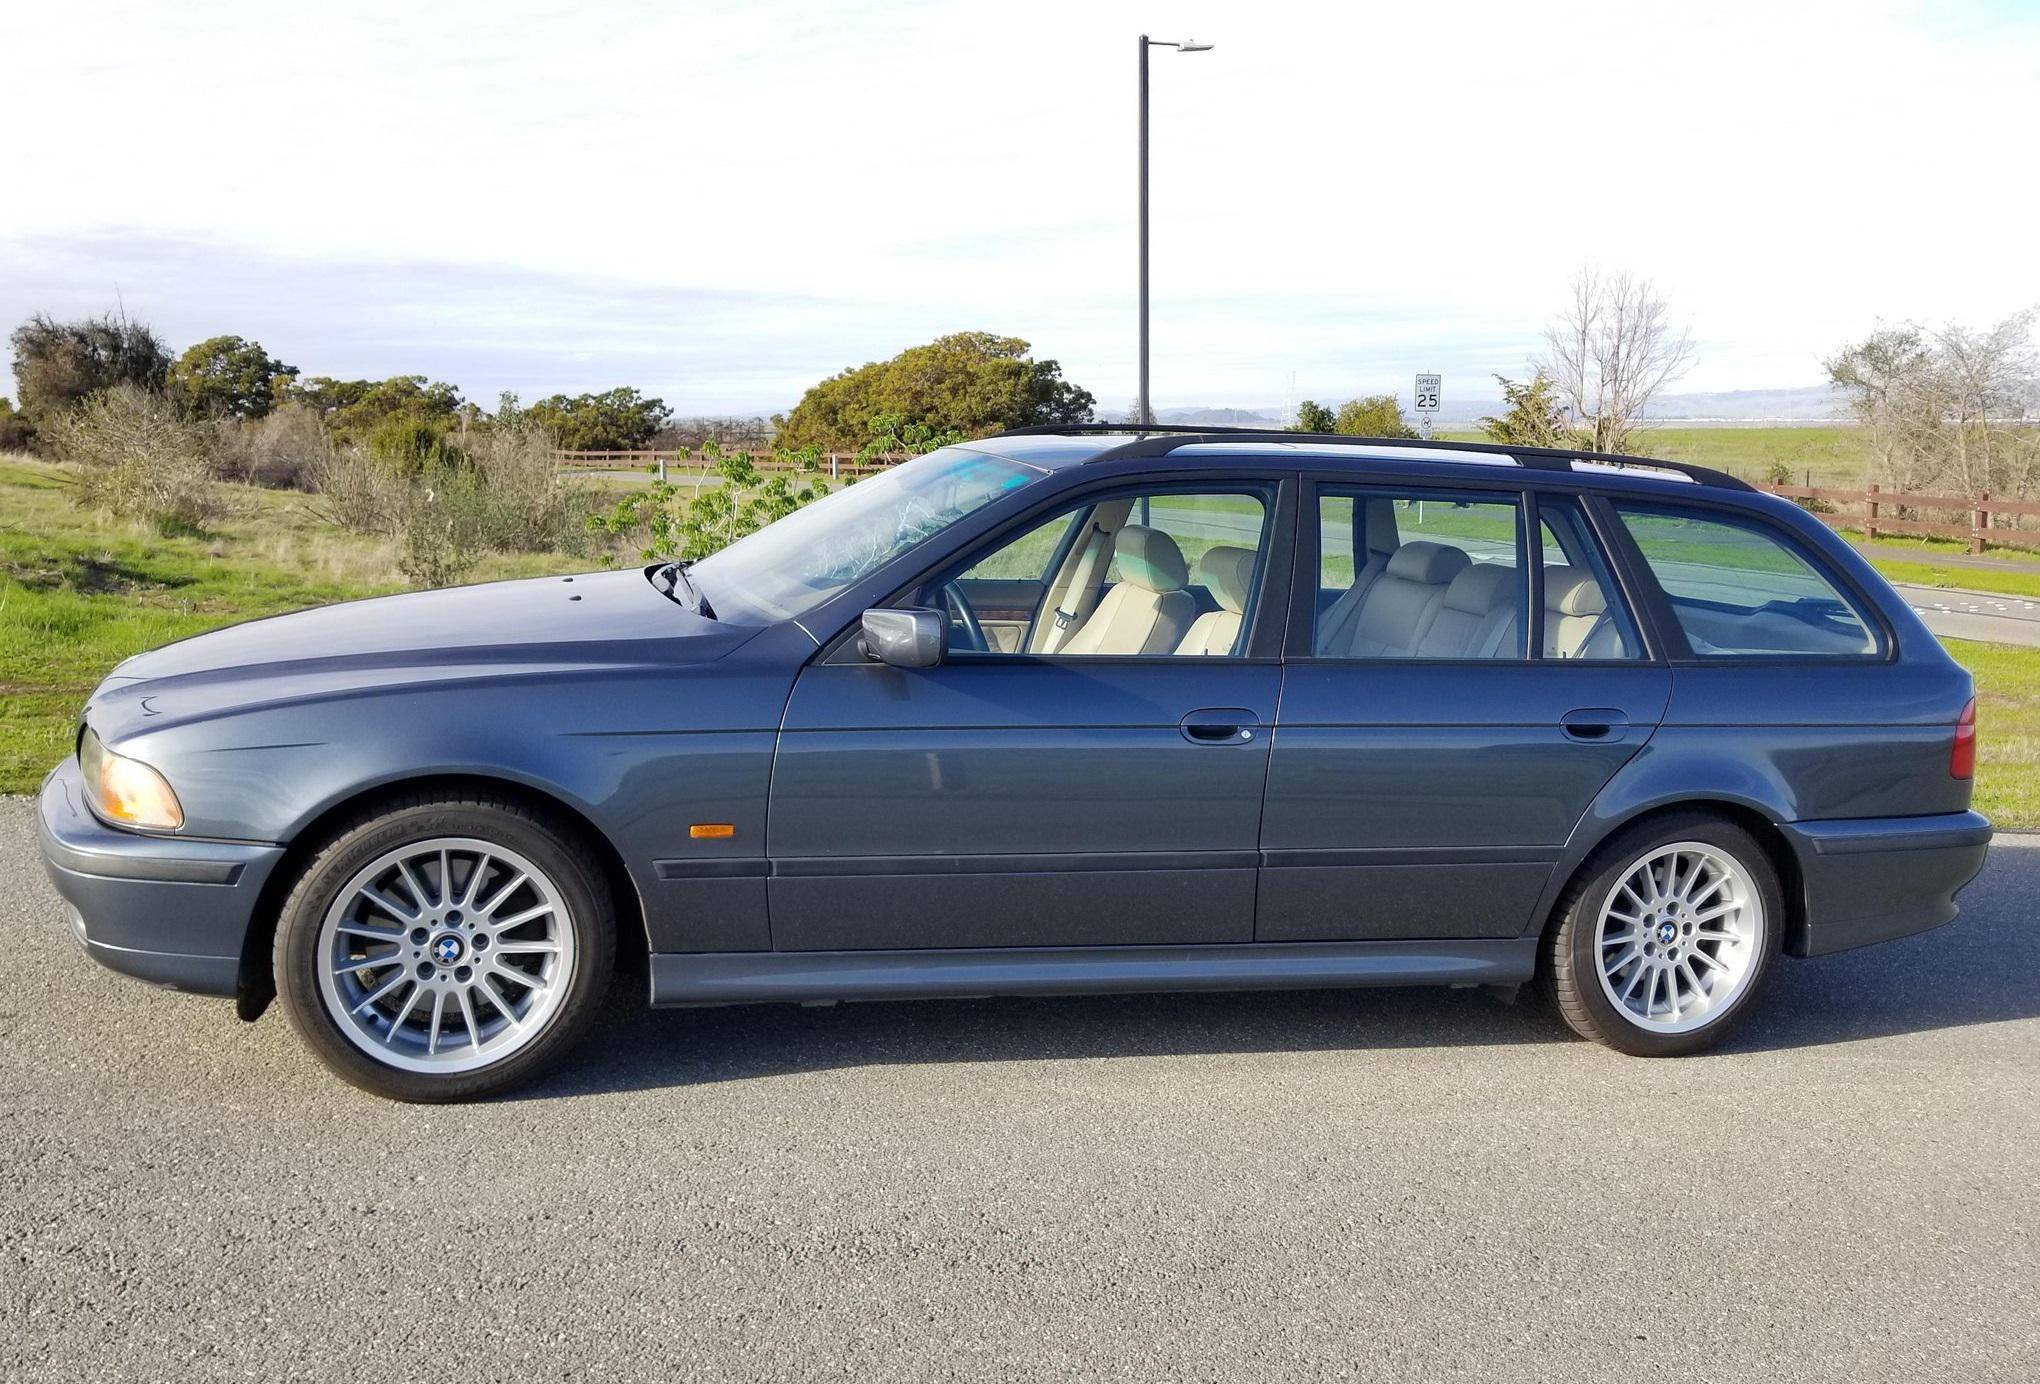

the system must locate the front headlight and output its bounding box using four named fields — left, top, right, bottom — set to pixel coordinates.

left=79, top=728, right=185, bottom=831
